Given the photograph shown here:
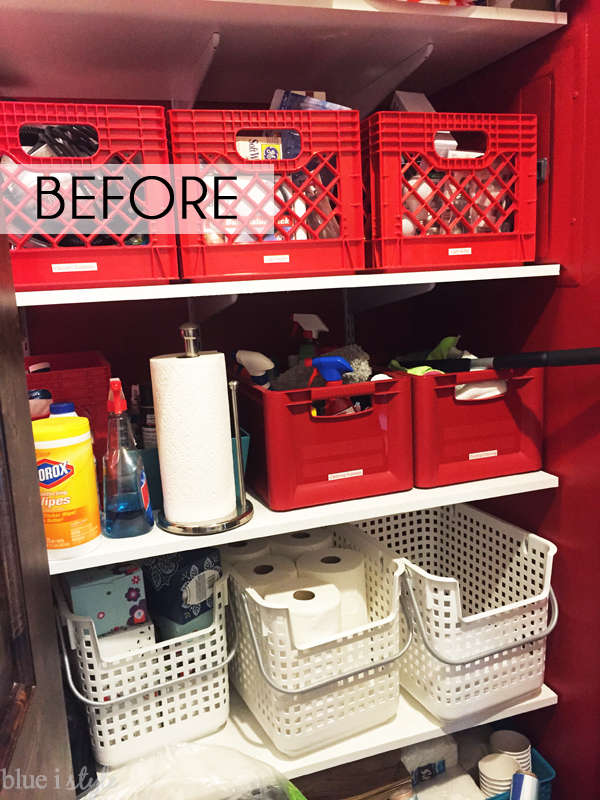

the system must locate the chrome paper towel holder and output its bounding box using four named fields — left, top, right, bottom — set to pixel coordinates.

left=157, top=323, right=254, bottom=536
